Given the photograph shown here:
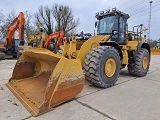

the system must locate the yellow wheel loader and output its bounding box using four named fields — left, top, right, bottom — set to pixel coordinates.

left=6, top=8, right=151, bottom=116
left=151, top=41, right=160, bottom=55
left=27, top=32, right=47, bottom=48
